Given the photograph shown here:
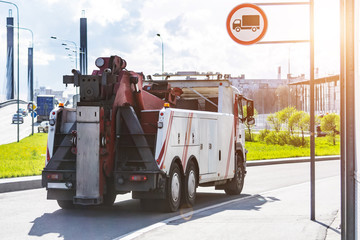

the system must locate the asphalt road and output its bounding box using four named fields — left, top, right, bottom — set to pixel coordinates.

left=0, top=104, right=38, bottom=145
left=0, top=160, right=340, bottom=240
